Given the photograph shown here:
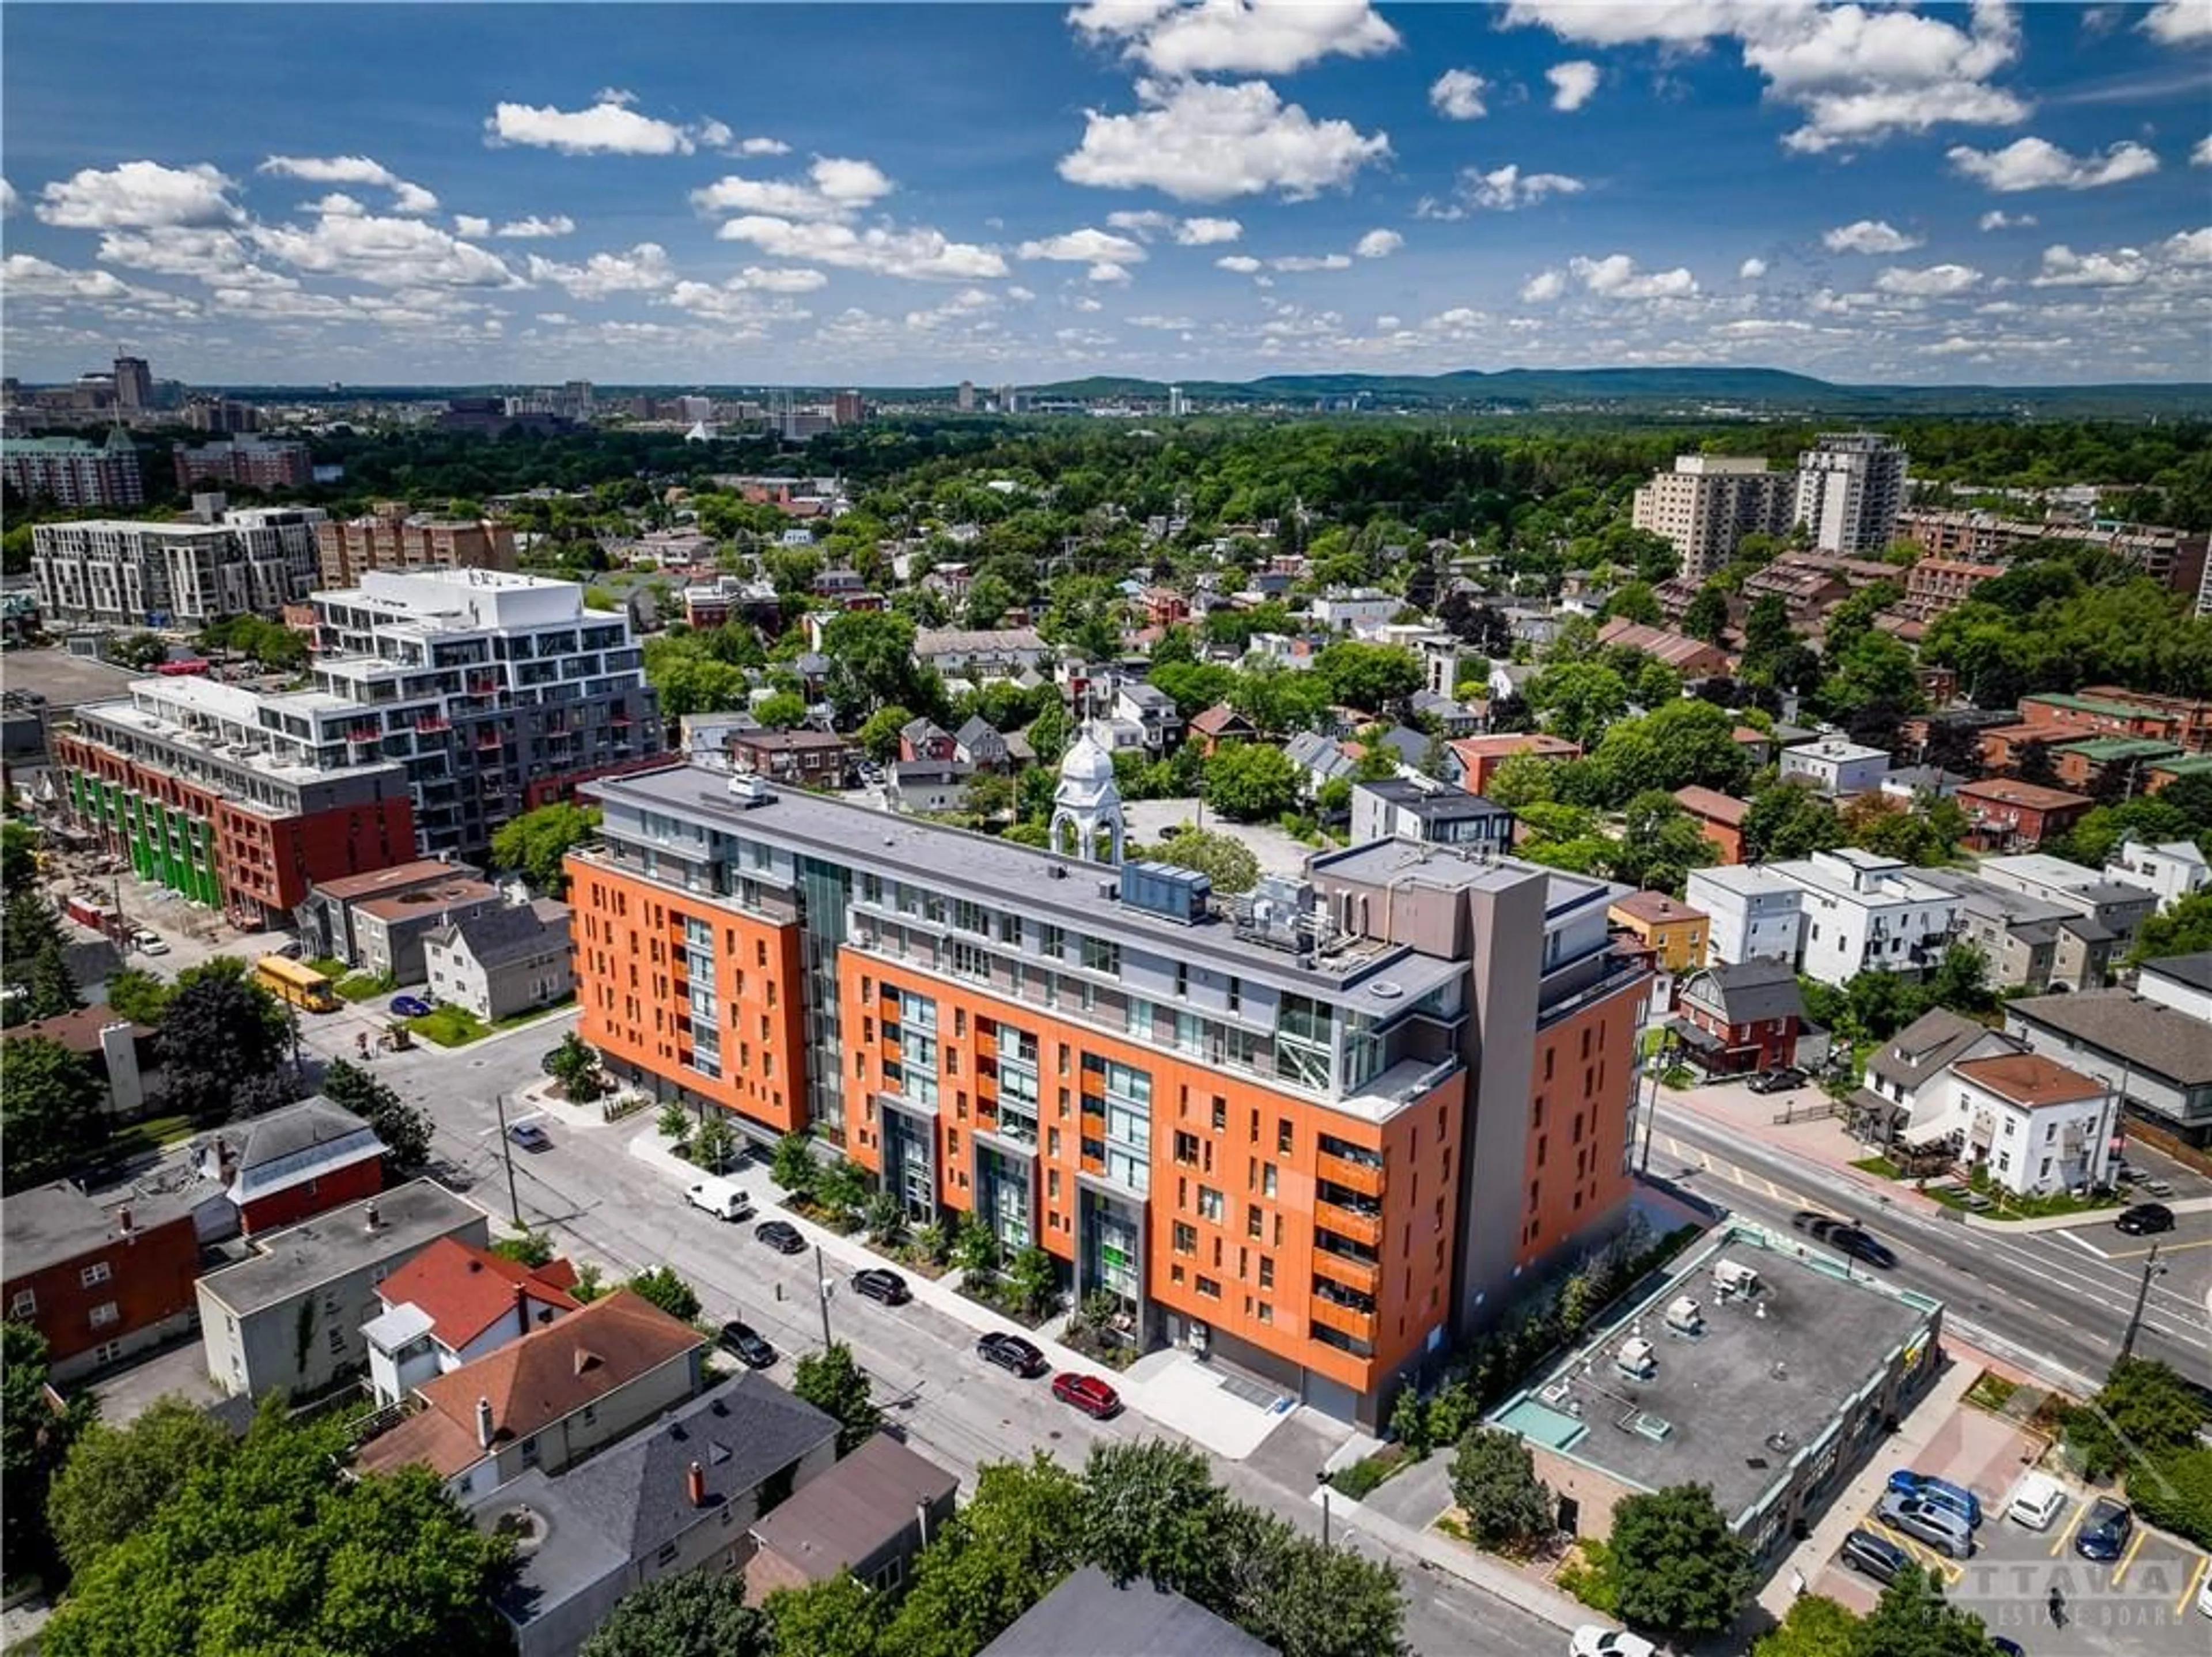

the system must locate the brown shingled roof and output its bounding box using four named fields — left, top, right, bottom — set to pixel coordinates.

left=1952, top=1052, right=2107, bottom=1109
